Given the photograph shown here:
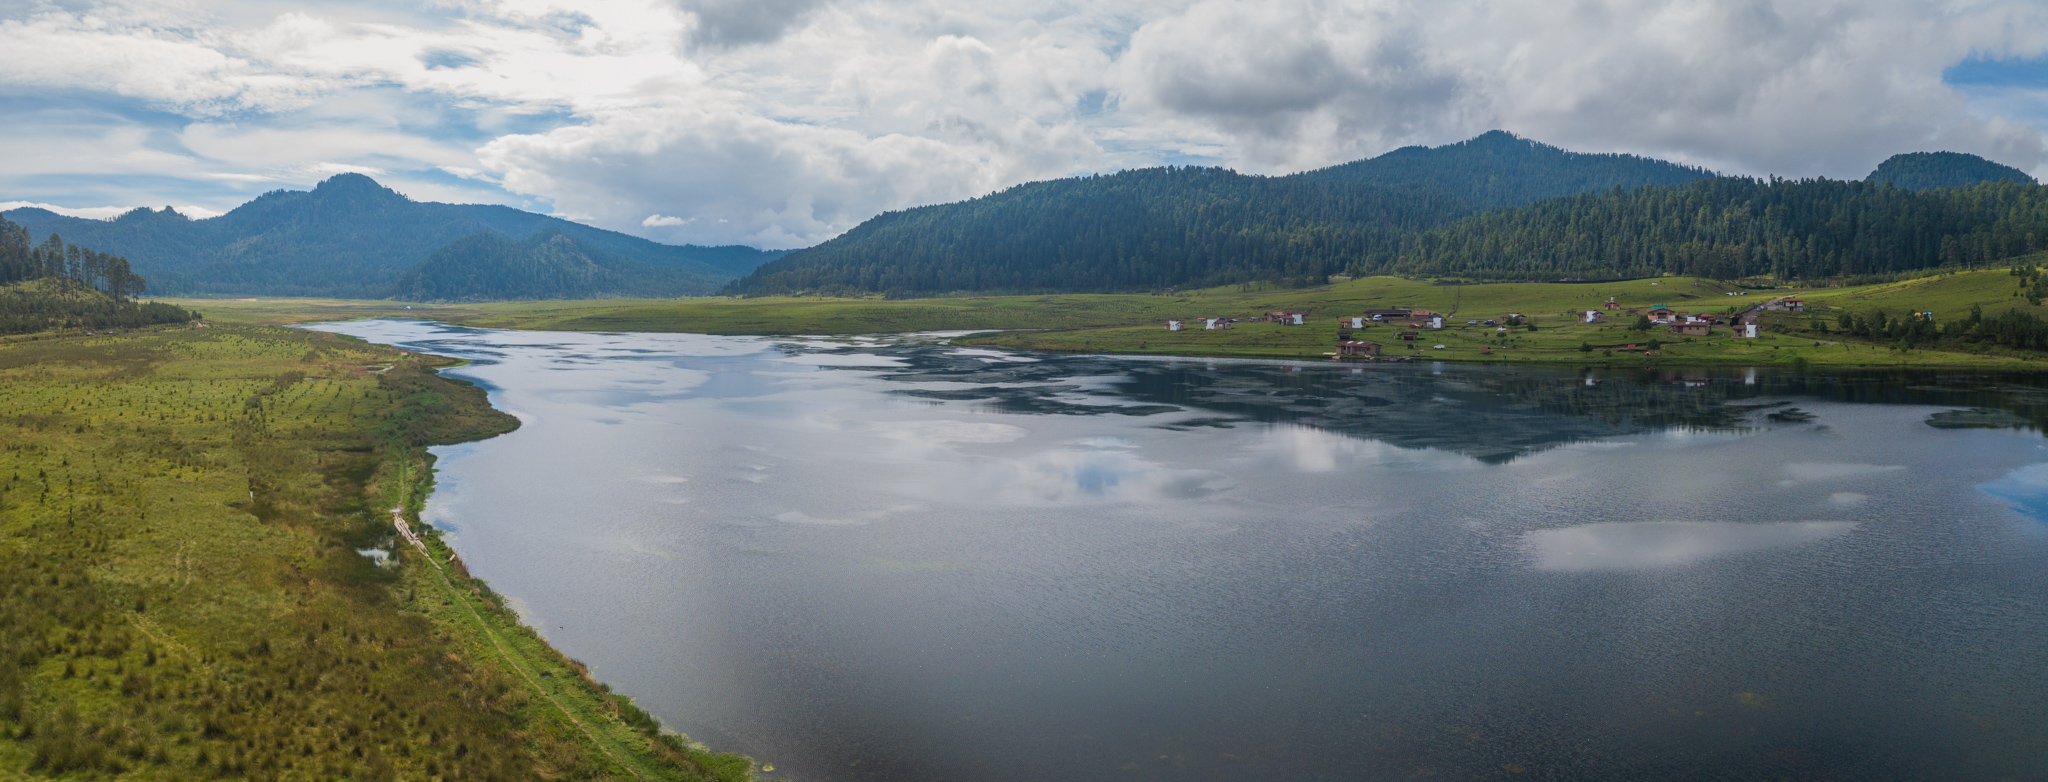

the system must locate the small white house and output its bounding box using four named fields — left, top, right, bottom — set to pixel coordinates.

left=1428, top=316, right=1445, bottom=329
left=1584, top=311, right=1602, bottom=323
left=1350, top=317, right=1366, bottom=329
left=1166, top=320, right=1183, bottom=331
left=1740, top=323, right=1759, bottom=338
